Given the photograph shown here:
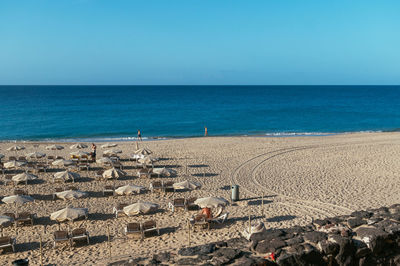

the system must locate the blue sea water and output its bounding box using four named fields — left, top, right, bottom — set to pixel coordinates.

left=0, top=86, right=400, bottom=141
